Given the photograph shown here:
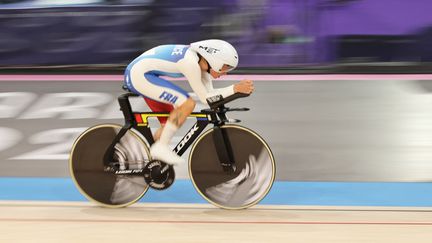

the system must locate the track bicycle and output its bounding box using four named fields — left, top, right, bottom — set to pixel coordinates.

left=69, top=92, right=276, bottom=209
